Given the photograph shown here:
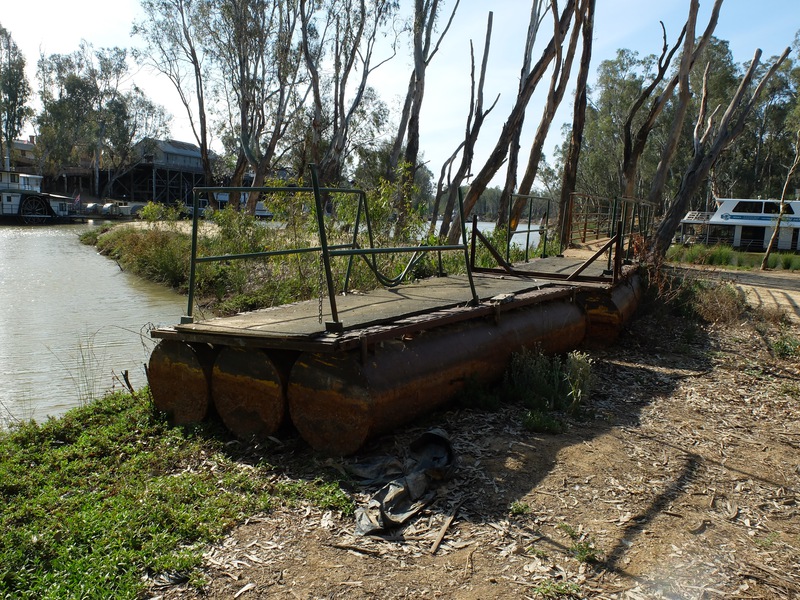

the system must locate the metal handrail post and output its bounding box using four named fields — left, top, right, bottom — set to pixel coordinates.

left=457, top=188, right=479, bottom=306
left=181, top=188, right=201, bottom=324
left=606, top=197, right=619, bottom=273
left=524, top=199, right=532, bottom=262
left=309, top=164, right=343, bottom=332
left=343, top=190, right=365, bottom=293
left=541, top=199, right=550, bottom=258
left=506, top=197, right=513, bottom=264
